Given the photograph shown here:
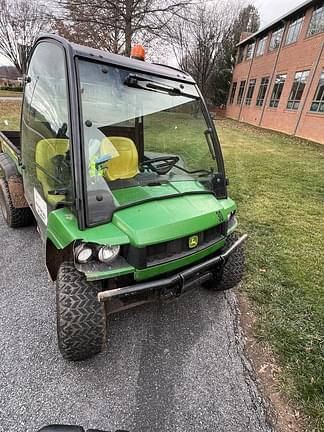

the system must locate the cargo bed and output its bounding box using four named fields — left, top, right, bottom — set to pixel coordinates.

left=0, top=130, right=21, bottom=154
